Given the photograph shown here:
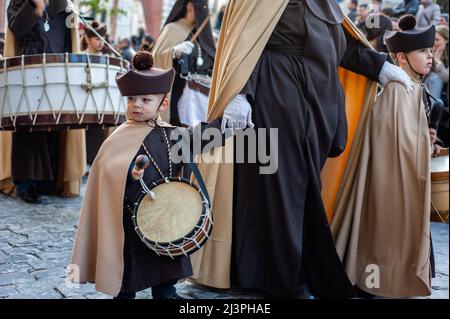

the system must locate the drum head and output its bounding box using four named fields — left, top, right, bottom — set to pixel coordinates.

left=136, top=181, right=203, bottom=243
